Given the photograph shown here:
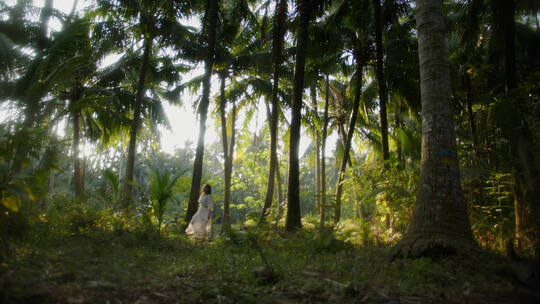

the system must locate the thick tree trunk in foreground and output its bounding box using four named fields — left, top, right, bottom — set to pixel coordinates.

left=391, top=0, right=475, bottom=258
left=260, top=0, right=287, bottom=224
left=124, top=36, right=151, bottom=205
left=286, top=0, right=311, bottom=231
left=320, top=74, right=330, bottom=230
left=373, top=0, right=390, bottom=162
left=185, top=0, right=219, bottom=226
left=334, top=63, right=362, bottom=224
